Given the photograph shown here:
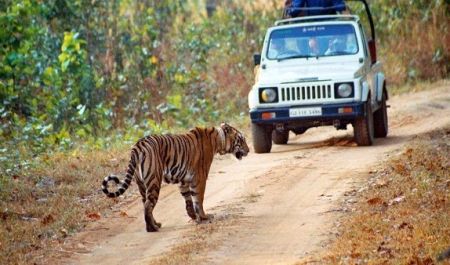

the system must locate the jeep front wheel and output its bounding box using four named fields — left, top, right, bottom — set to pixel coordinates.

left=251, top=123, right=272, bottom=153
left=353, top=97, right=374, bottom=146
left=272, top=130, right=289, bottom=145
left=373, top=92, right=388, bottom=138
